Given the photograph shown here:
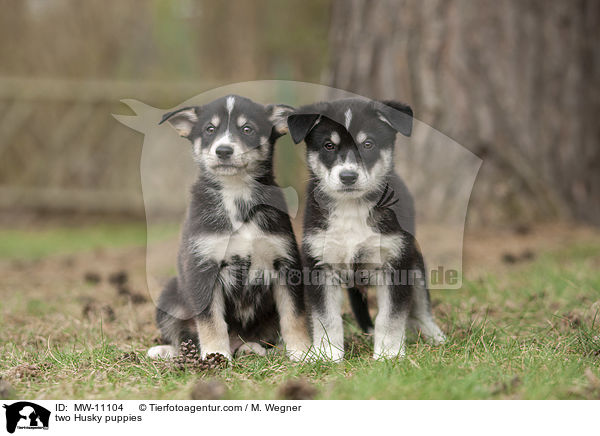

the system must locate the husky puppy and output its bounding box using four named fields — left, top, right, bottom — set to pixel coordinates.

left=287, top=98, right=445, bottom=360
left=147, top=95, right=310, bottom=360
